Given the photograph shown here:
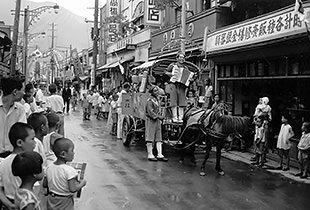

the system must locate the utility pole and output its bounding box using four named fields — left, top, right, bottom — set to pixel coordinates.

left=10, top=0, right=22, bottom=75
left=180, top=0, right=186, bottom=55
left=92, top=0, right=99, bottom=88
left=23, top=6, right=29, bottom=81
left=50, top=22, right=56, bottom=84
